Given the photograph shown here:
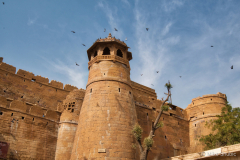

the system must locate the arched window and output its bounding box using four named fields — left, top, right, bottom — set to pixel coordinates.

left=117, top=49, right=123, bottom=57
left=94, top=51, right=97, bottom=57
left=103, top=47, right=110, bottom=55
